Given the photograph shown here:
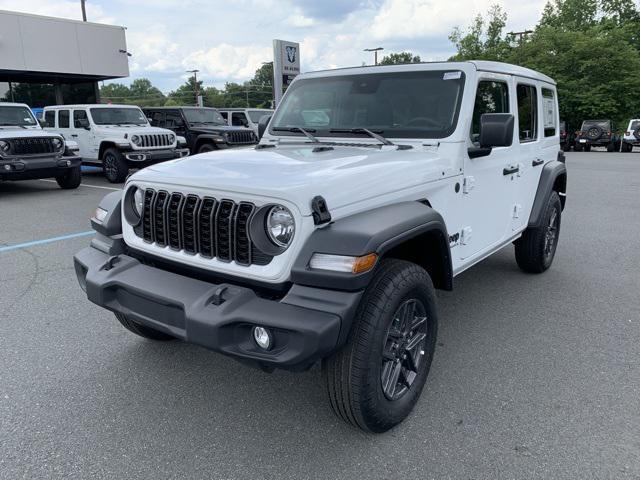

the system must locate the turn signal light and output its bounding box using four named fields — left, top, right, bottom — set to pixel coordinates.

left=309, top=253, right=378, bottom=274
